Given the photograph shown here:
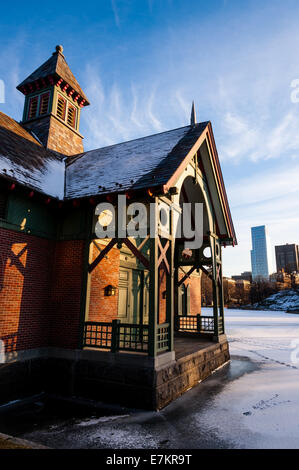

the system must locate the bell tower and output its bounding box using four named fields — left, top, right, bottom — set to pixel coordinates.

left=17, top=45, right=90, bottom=156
